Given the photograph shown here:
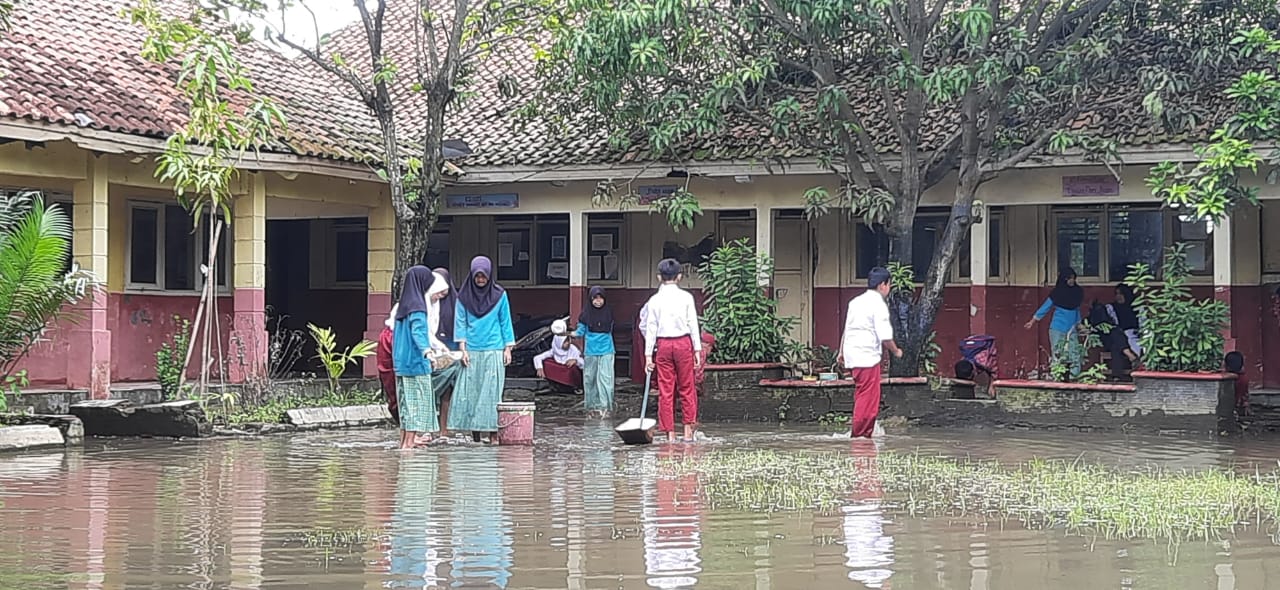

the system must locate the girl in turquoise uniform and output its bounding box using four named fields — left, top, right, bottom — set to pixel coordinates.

left=1025, top=268, right=1084, bottom=377
left=450, top=256, right=516, bottom=444
left=393, top=266, right=447, bottom=449
left=574, top=286, right=616, bottom=416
